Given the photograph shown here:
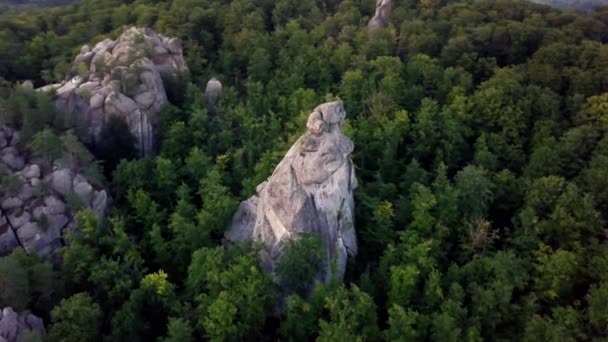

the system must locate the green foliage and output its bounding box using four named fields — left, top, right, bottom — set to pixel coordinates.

left=48, top=293, right=102, bottom=342
left=276, top=234, right=325, bottom=296
left=318, top=285, right=379, bottom=341
left=0, top=249, right=61, bottom=312
left=188, top=246, right=275, bottom=341
left=0, top=251, right=30, bottom=311
left=161, top=317, right=194, bottom=342
left=28, top=128, right=62, bottom=168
